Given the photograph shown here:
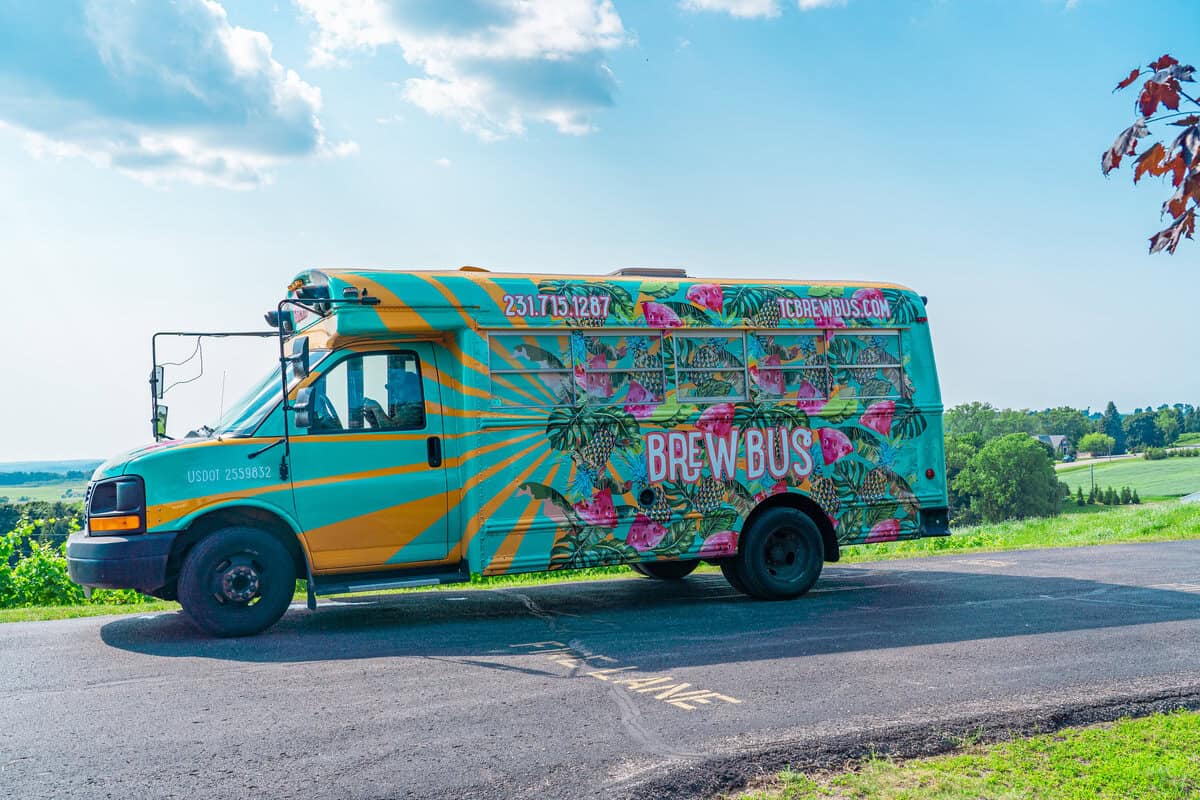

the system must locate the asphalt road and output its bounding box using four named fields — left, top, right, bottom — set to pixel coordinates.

left=4, top=541, right=1200, bottom=800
